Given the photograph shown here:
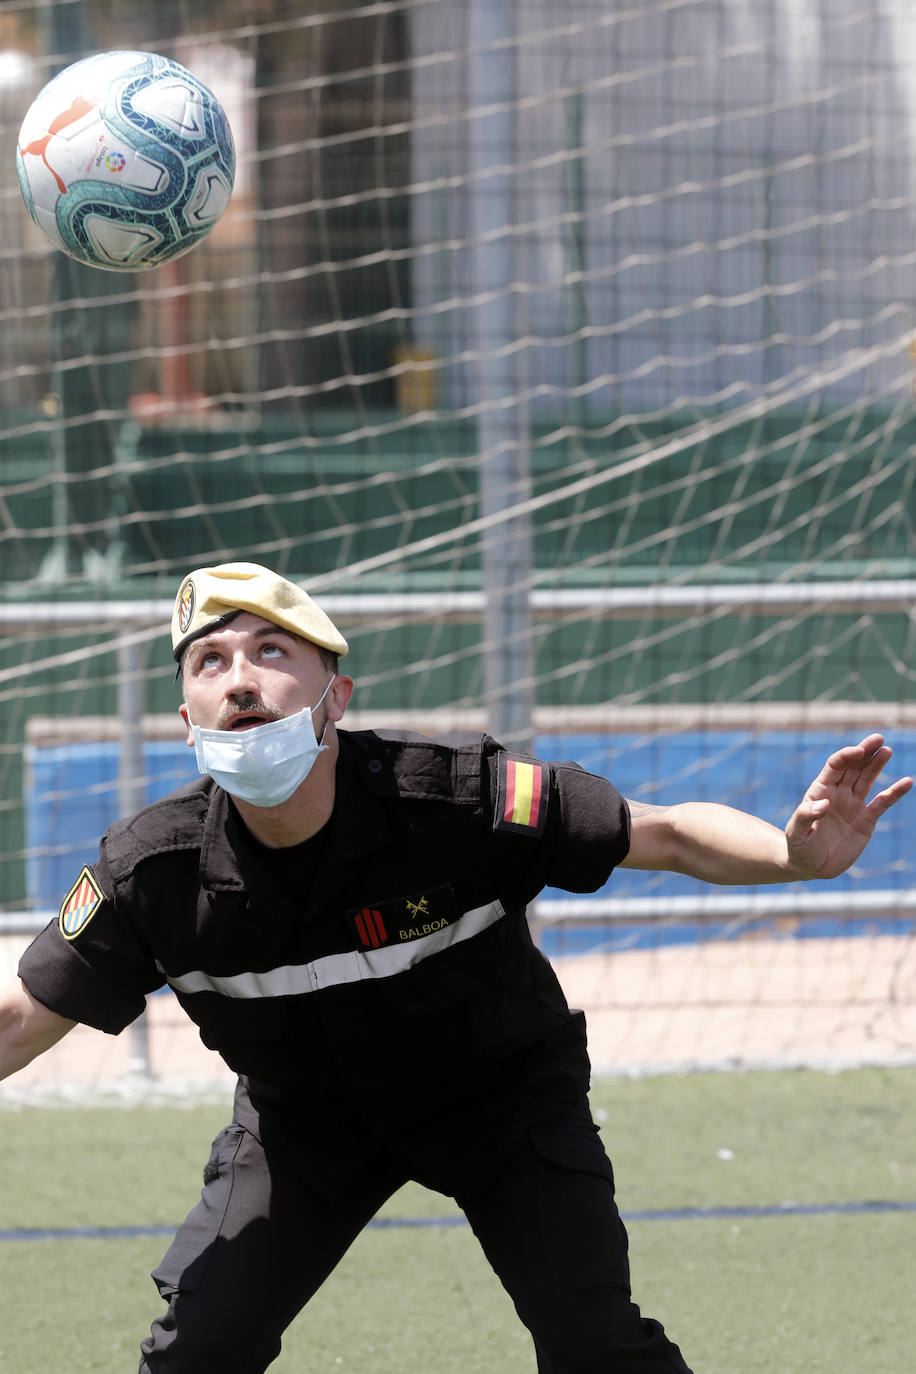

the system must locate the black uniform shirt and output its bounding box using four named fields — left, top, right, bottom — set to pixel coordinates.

left=20, top=729, right=630, bottom=1195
